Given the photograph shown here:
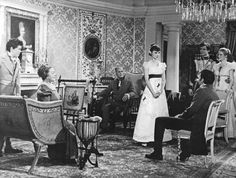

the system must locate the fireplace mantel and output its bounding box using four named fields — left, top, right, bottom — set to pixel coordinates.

left=20, top=73, right=41, bottom=98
